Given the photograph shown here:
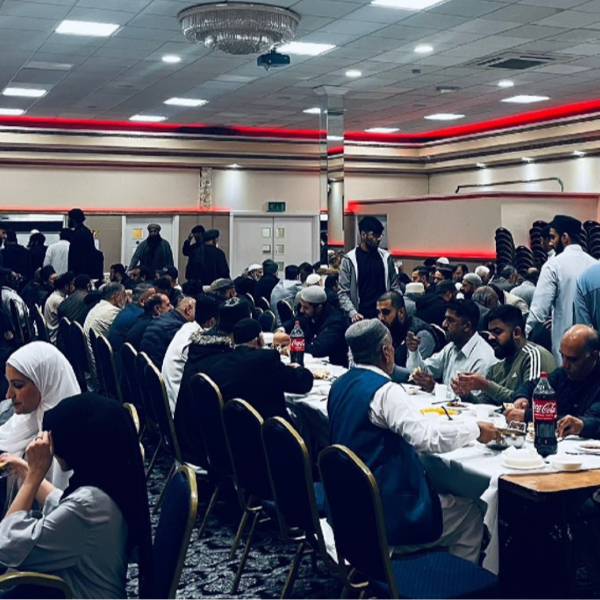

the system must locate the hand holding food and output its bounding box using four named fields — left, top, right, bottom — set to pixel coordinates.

left=411, top=369, right=435, bottom=393
left=556, top=415, right=584, bottom=438
left=504, top=408, right=525, bottom=423
left=457, top=372, right=488, bottom=392
left=406, top=332, right=421, bottom=352
left=477, top=422, right=501, bottom=444
left=514, top=398, right=529, bottom=410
